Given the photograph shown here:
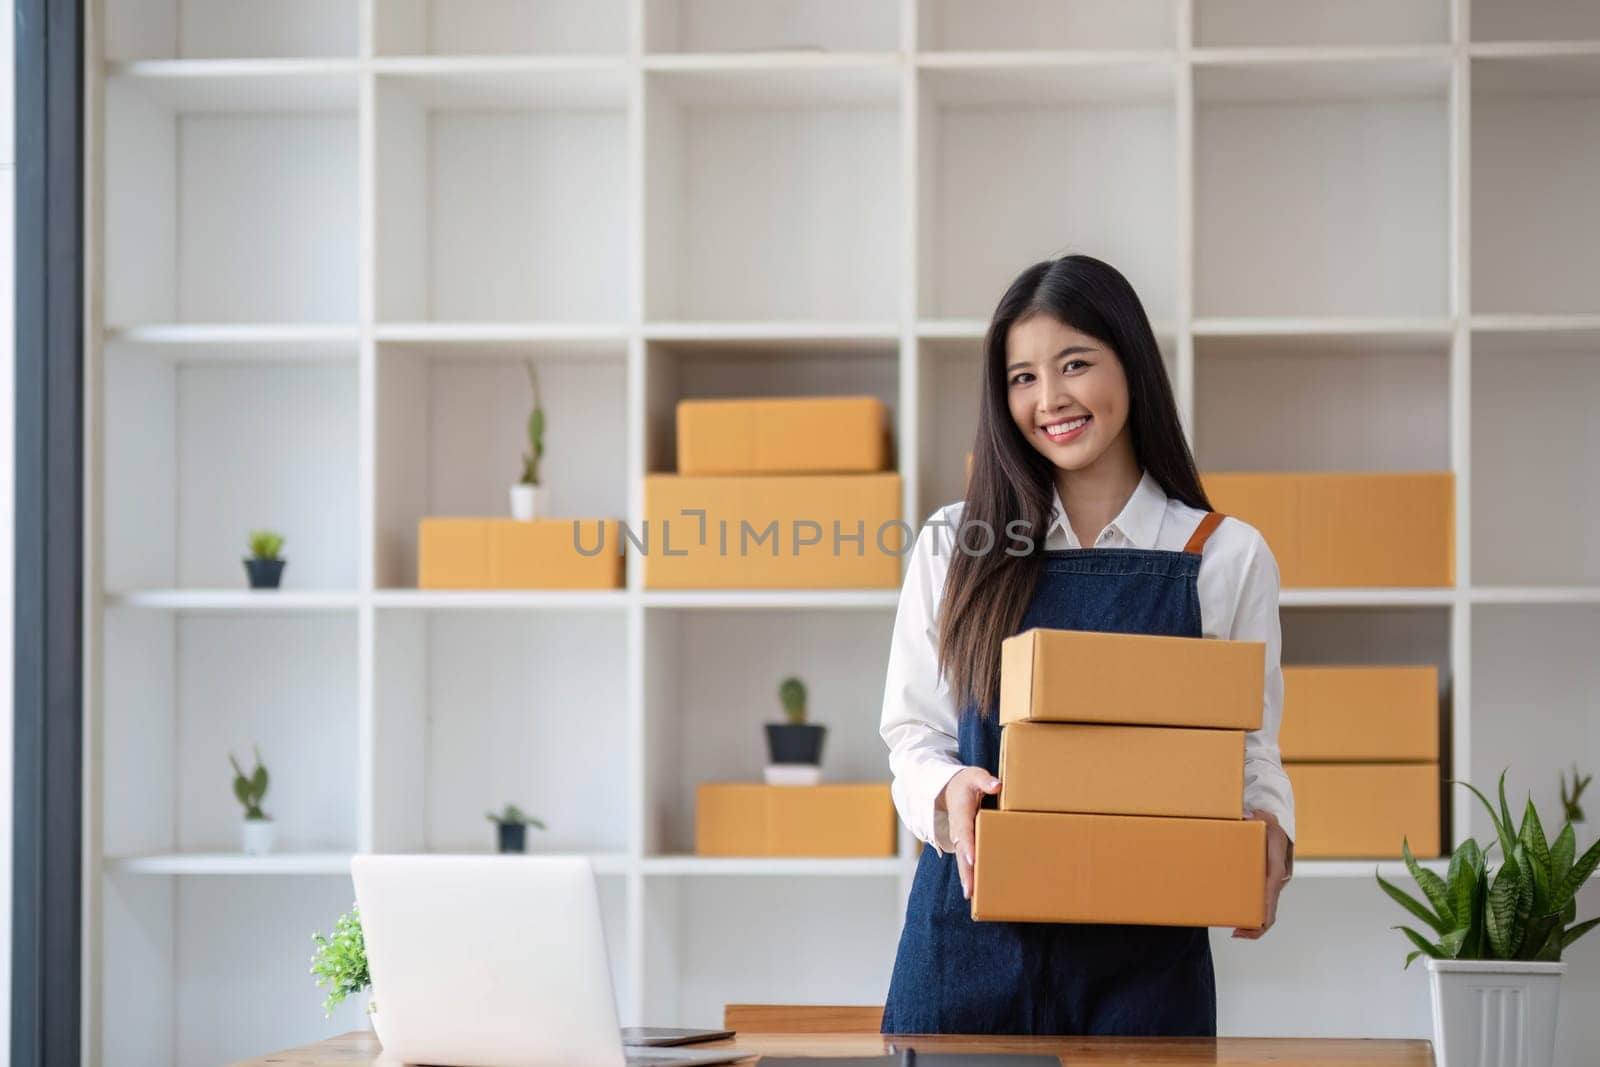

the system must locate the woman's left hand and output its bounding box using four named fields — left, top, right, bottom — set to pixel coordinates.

left=1232, top=809, right=1292, bottom=939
